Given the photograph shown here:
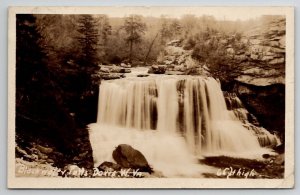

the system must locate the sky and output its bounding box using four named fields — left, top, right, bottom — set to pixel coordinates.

left=12, top=6, right=289, bottom=21
left=93, top=6, right=271, bottom=21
